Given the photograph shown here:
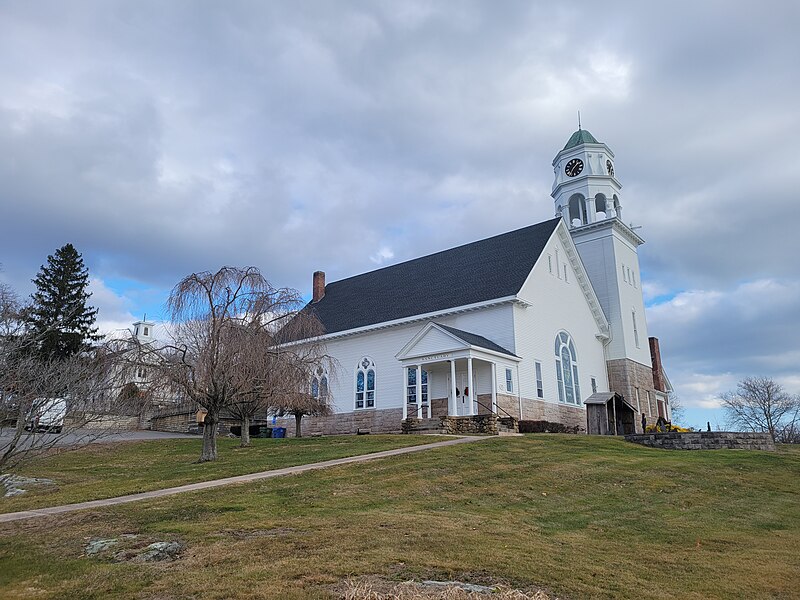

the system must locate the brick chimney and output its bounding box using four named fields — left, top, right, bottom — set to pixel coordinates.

left=649, top=337, right=666, bottom=392
left=312, top=271, right=325, bottom=303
